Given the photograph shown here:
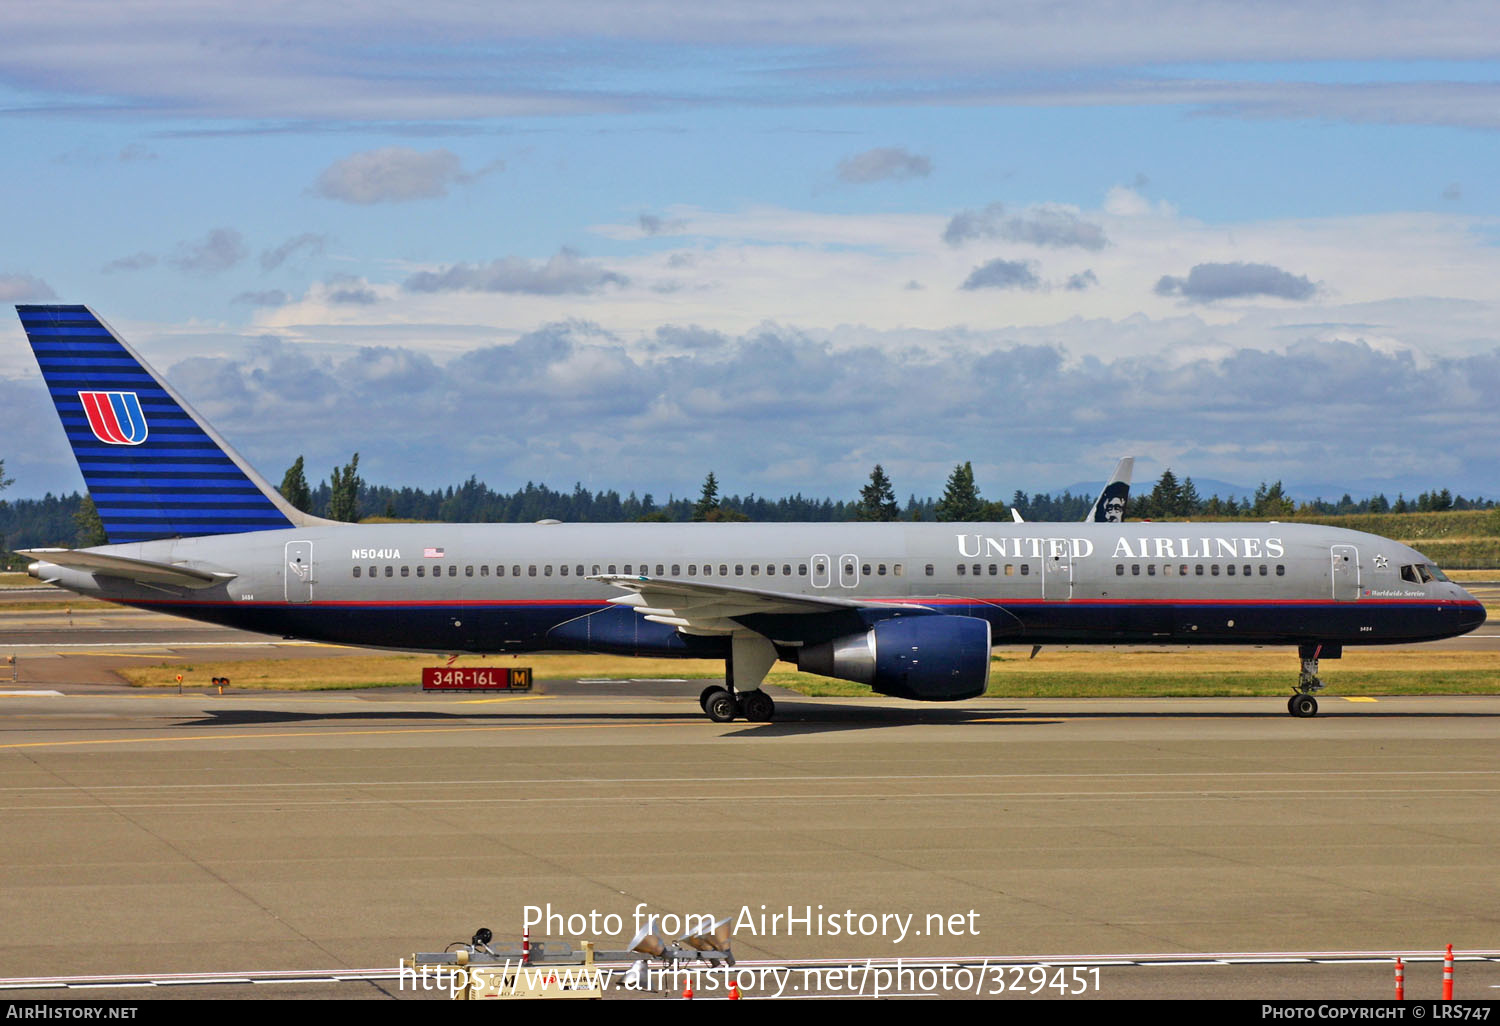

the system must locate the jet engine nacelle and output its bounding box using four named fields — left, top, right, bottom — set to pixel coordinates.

left=797, top=614, right=992, bottom=701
